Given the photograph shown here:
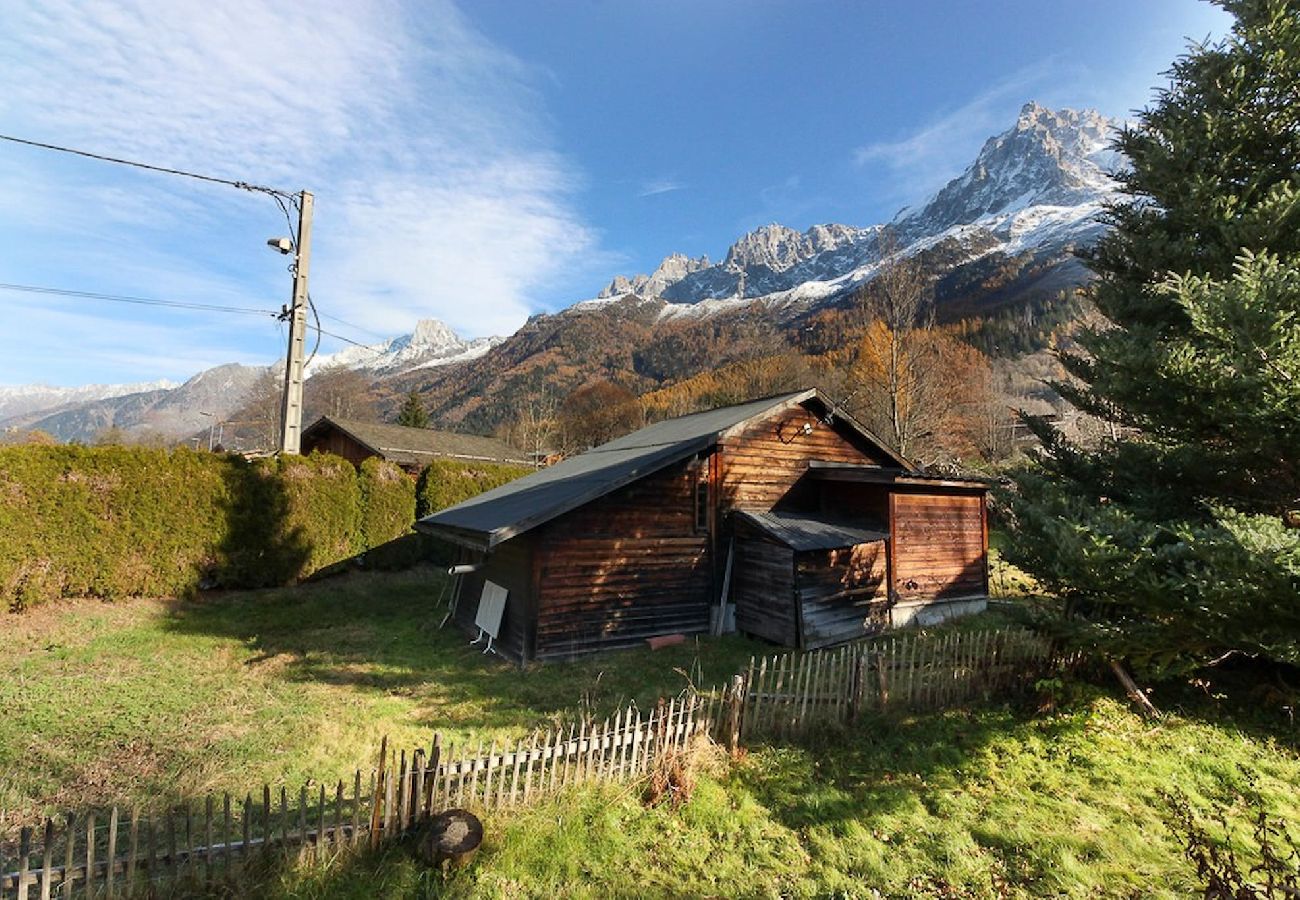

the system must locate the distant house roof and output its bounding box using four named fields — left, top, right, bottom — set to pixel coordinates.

left=734, top=509, right=888, bottom=552
left=415, top=388, right=912, bottom=550
left=302, top=416, right=530, bottom=468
